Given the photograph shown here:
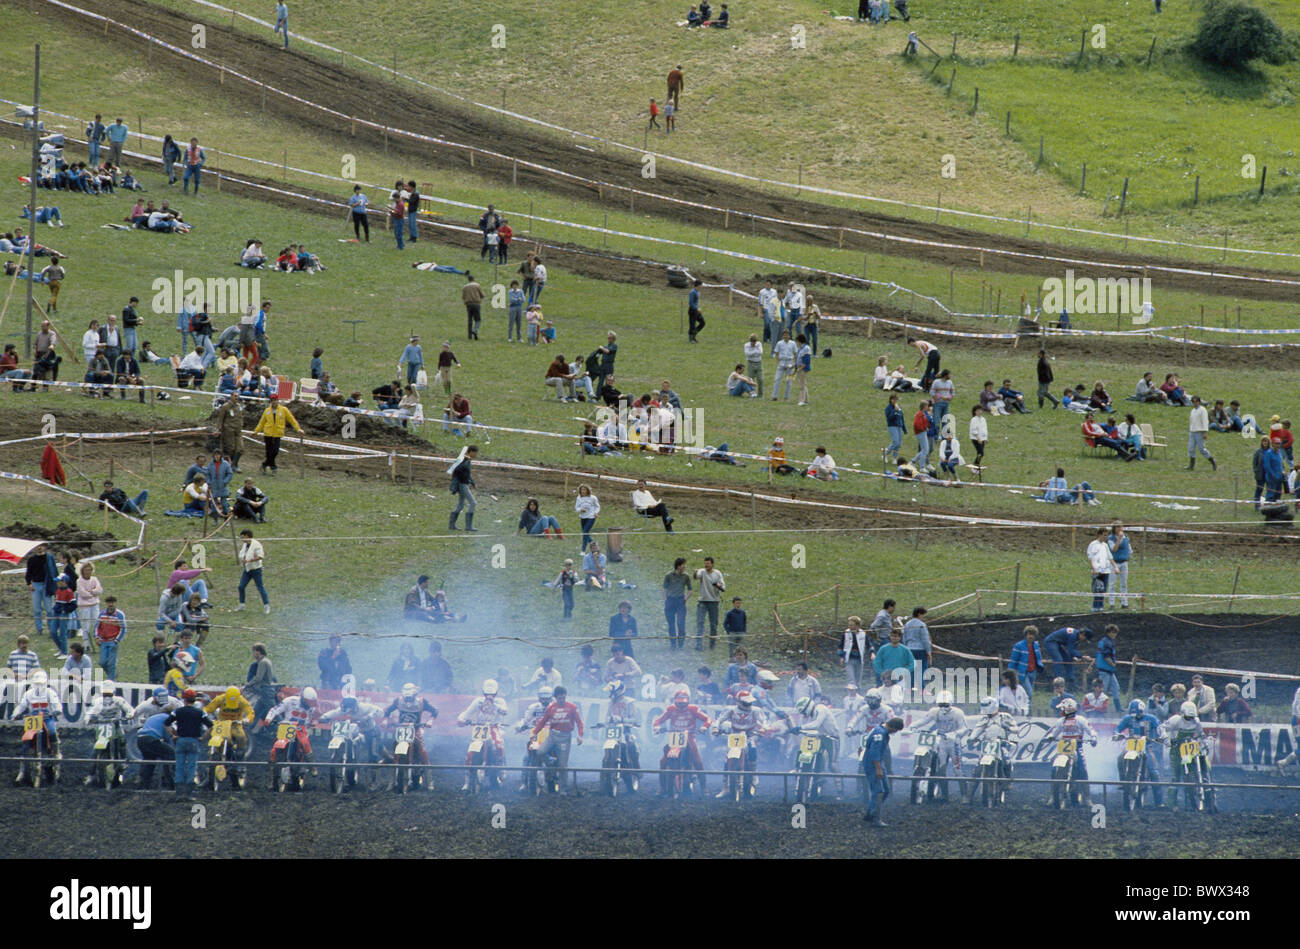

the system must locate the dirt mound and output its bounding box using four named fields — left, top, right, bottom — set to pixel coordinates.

left=0, top=521, right=124, bottom=557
